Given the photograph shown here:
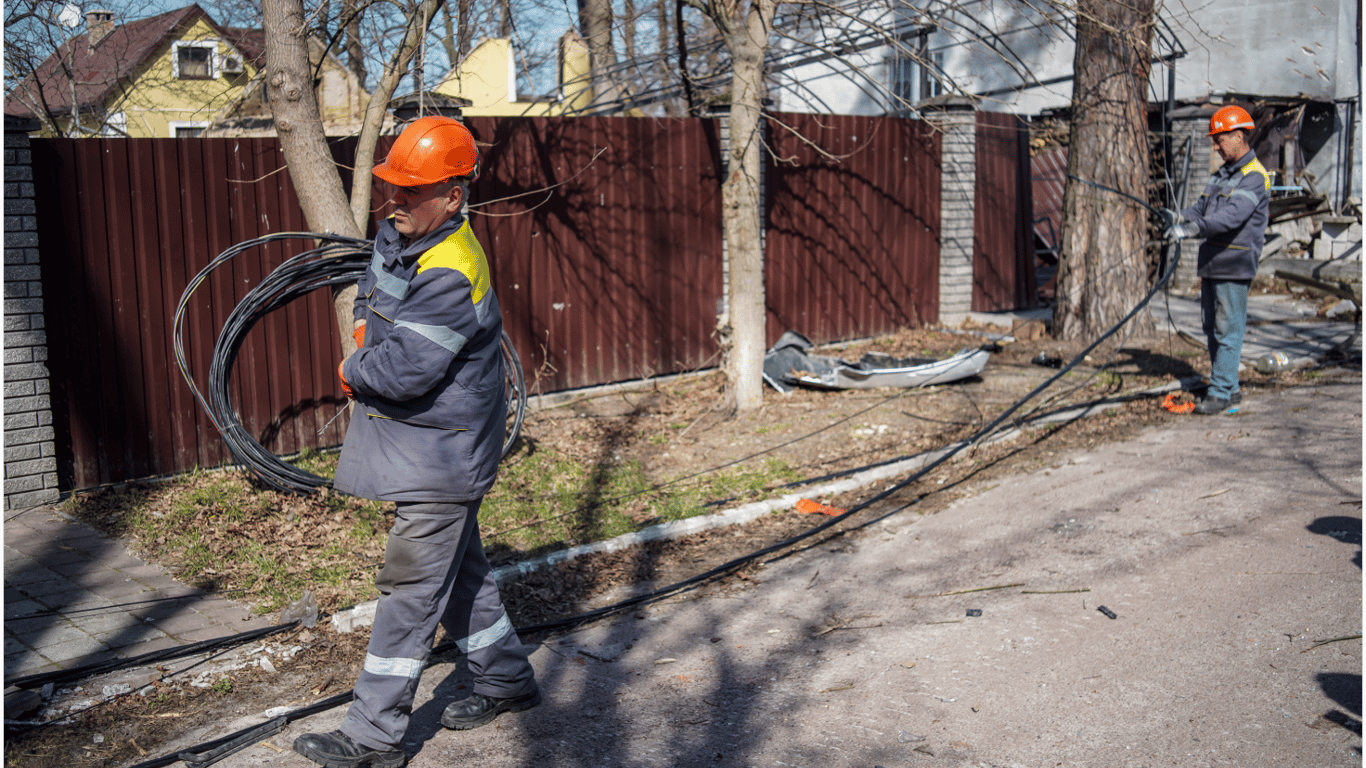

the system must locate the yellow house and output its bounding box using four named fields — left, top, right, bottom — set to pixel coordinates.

left=5, top=4, right=369, bottom=138
left=205, top=29, right=372, bottom=137
left=432, top=33, right=593, bottom=117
